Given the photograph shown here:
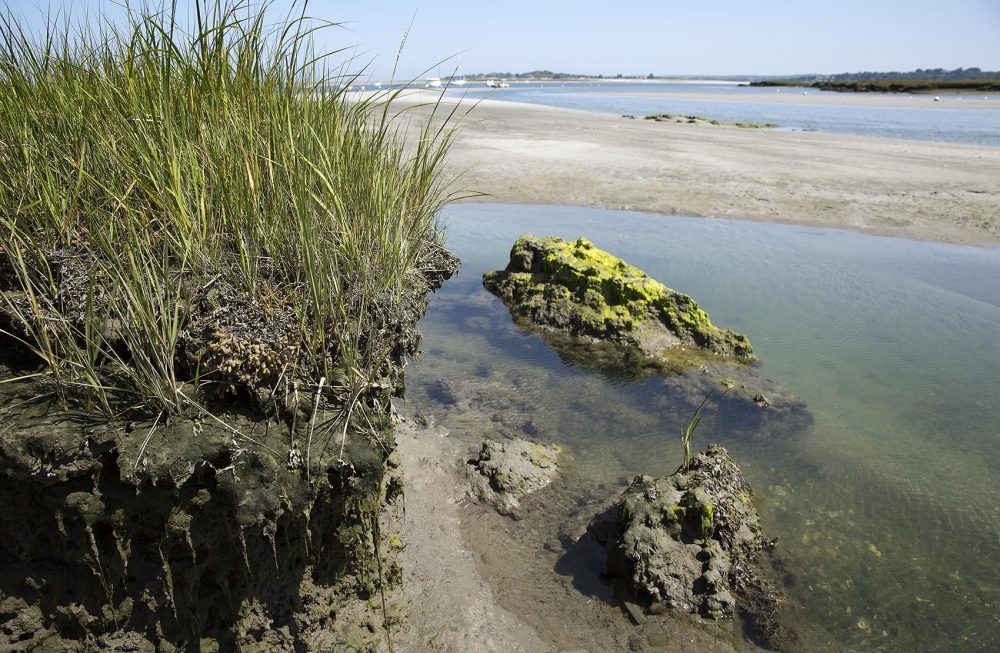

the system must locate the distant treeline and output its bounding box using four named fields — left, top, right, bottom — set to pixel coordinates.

left=752, top=79, right=1000, bottom=93
left=466, top=70, right=593, bottom=80
left=750, top=68, right=1000, bottom=93
left=823, top=79, right=999, bottom=93
left=824, top=68, right=1000, bottom=82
